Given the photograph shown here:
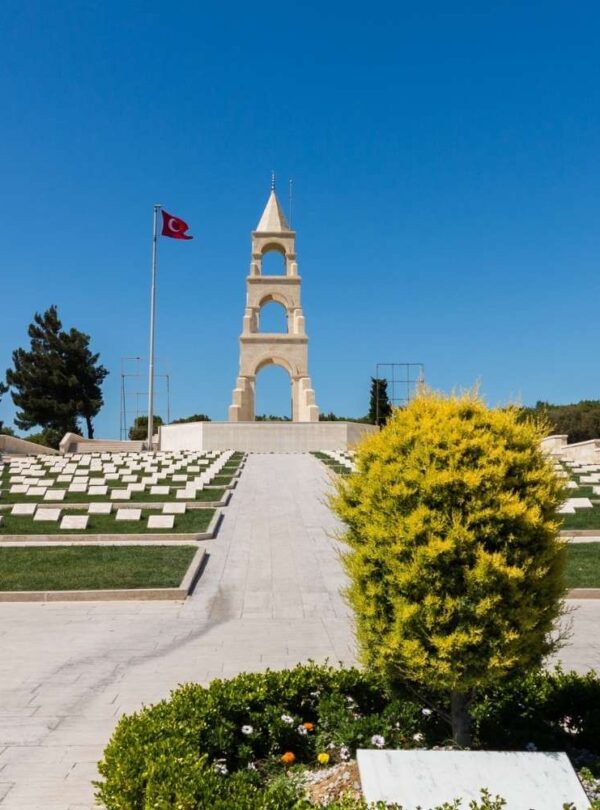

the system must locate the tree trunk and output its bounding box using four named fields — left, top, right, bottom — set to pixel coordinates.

left=451, top=690, right=472, bottom=747
left=85, top=415, right=94, bottom=439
